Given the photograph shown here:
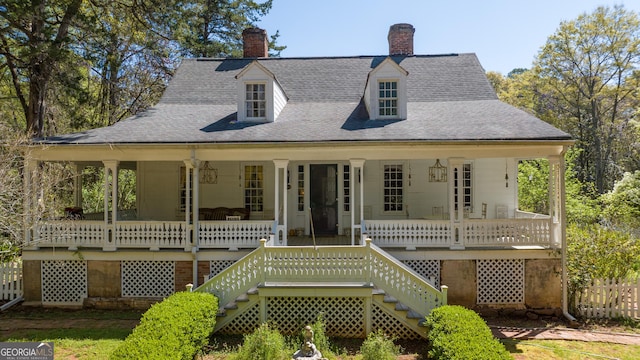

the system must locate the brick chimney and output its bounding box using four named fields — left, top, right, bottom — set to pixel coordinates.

left=388, top=23, right=415, bottom=56
left=243, top=28, right=269, bottom=58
